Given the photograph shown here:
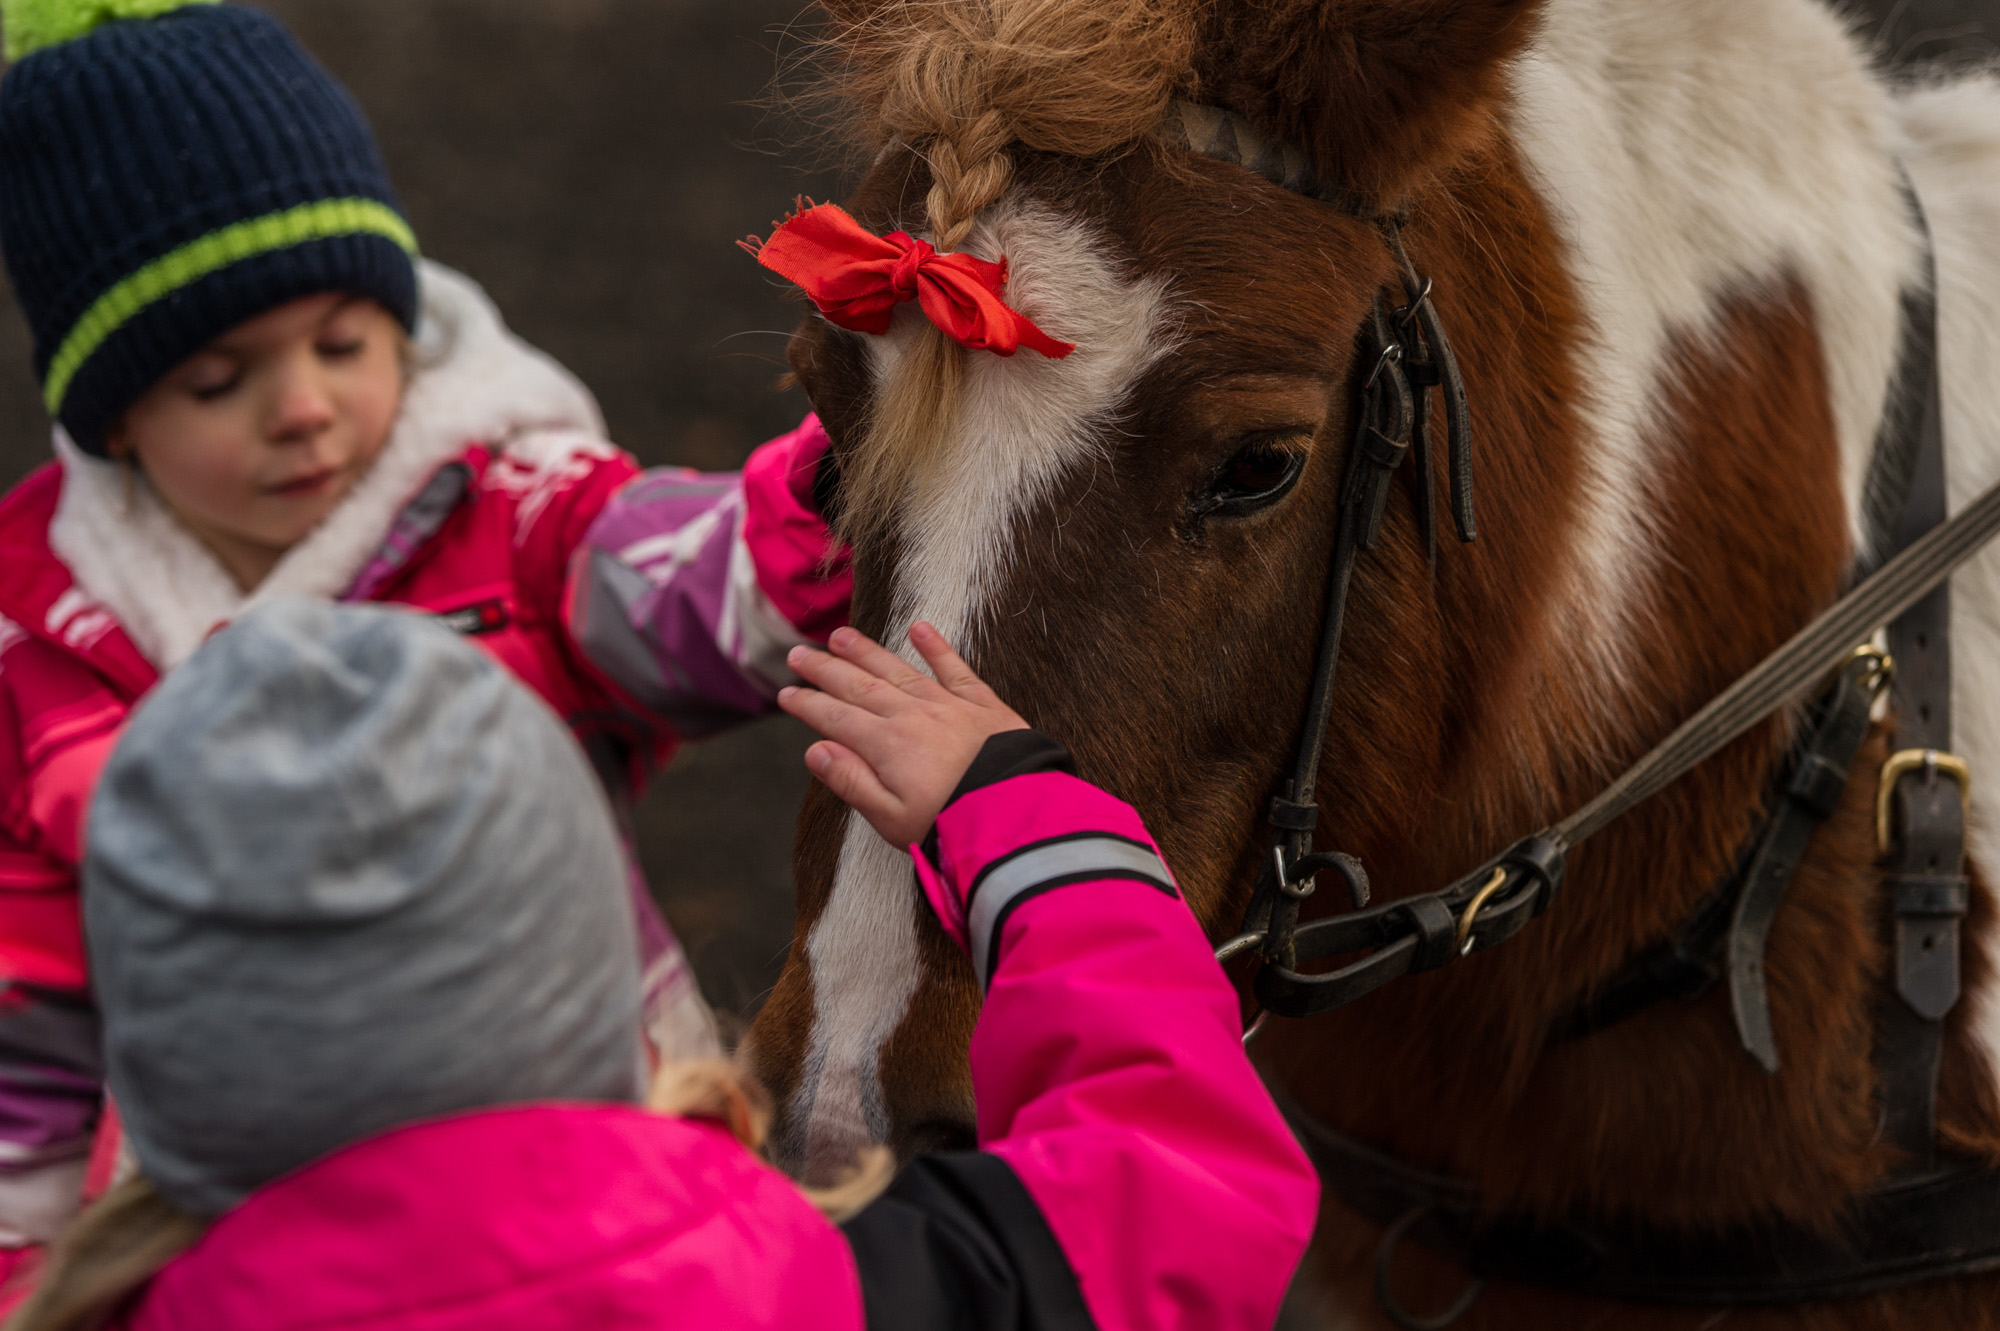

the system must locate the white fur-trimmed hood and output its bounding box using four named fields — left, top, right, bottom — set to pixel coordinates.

left=50, top=262, right=606, bottom=670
